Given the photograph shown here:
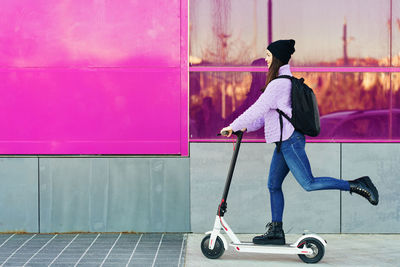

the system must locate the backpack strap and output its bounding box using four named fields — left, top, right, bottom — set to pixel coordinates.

left=275, top=75, right=293, bottom=80
left=276, top=109, right=292, bottom=152
left=274, top=75, right=293, bottom=152
left=276, top=112, right=283, bottom=152
left=277, top=109, right=292, bottom=123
